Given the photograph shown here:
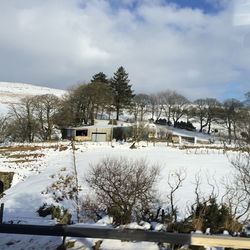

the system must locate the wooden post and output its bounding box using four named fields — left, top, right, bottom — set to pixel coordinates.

left=71, top=141, right=79, bottom=223
left=62, top=236, right=66, bottom=246
left=57, top=236, right=67, bottom=250
left=111, top=119, right=113, bottom=147
left=0, top=203, right=4, bottom=224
